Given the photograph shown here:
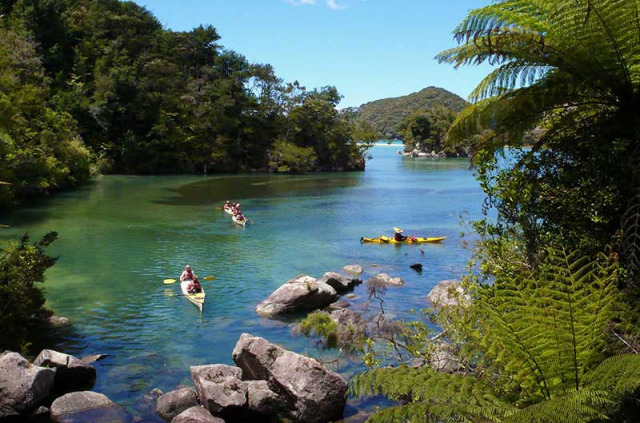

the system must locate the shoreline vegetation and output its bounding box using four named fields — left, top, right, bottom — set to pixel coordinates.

left=2, top=0, right=640, bottom=422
